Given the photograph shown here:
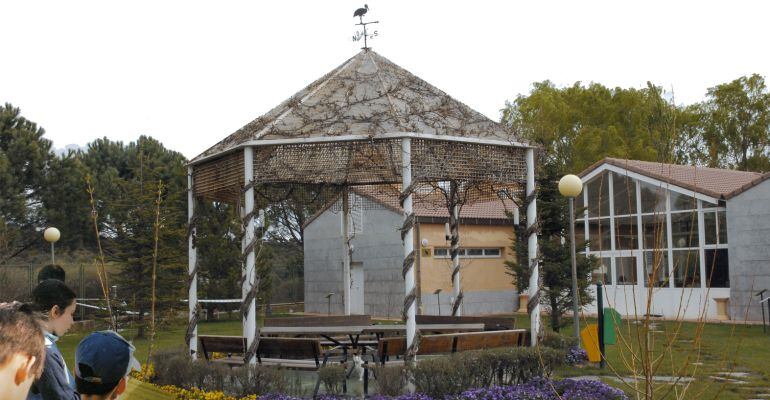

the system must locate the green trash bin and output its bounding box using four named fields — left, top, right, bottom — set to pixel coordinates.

left=603, top=307, right=622, bottom=345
